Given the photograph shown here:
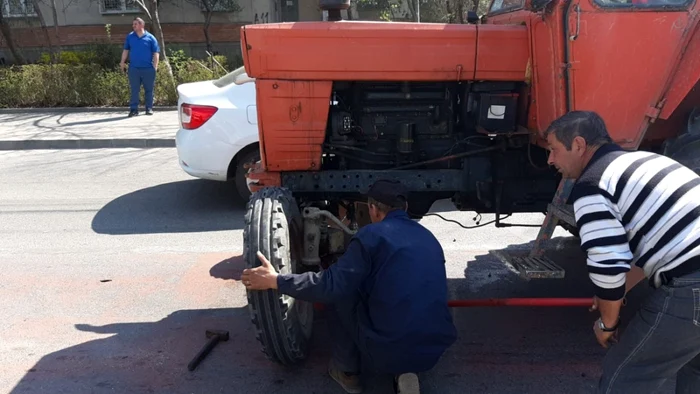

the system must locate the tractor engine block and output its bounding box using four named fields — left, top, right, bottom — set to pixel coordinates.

left=322, top=81, right=521, bottom=171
